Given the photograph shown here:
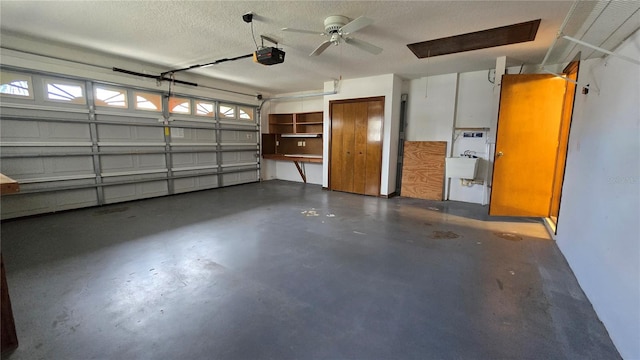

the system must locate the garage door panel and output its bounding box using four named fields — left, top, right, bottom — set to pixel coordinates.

left=53, top=188, right=99, bottom=211
left=0, top=146, right=92, bottom=156
left=222, top=171, right=258, bottom=186
left=1, top=120, right=90, bottom=143
left=170, top=128, right=215, bottom=143
left=172, top=152, right=217, bottom=167
left=171, top=153, right=194, bottom=167
left=222, top=151, right=257, bottom=165
left=0, top=120, right=41, bottom=139
left=100, top=154, right=166, bottom=172
left=96, top=113, right=162, bottom=125
left=97, top=124, right=164, bottom=142
left=18, top=178, right=96, bottom=191
left=1, top=157, right=45, bottom=176
left=101, top=172, right=167, bottom=184
left=1, top=193, right=54, bottom=218
left=0, top=107, right=89, bottom=121
left=1, top=156, right=94, bottom=179
left=174, top=175, right=218, bottom=193
left=53, top=156, right=95, bottom=173
left=220, top=130, right=255, bottom=143
left=1, top=188, right=98, bottom=219
left=103, top=180, right=168, bottom=204
left=46, top=122, right=91, bottom=140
